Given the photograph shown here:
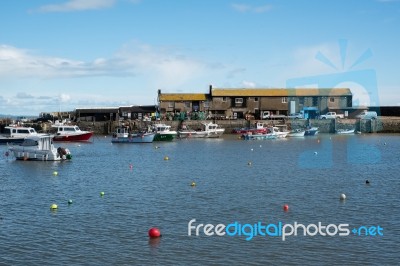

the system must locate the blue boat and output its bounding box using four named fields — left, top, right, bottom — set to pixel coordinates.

left=111, top=127, right=155, bottom=143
